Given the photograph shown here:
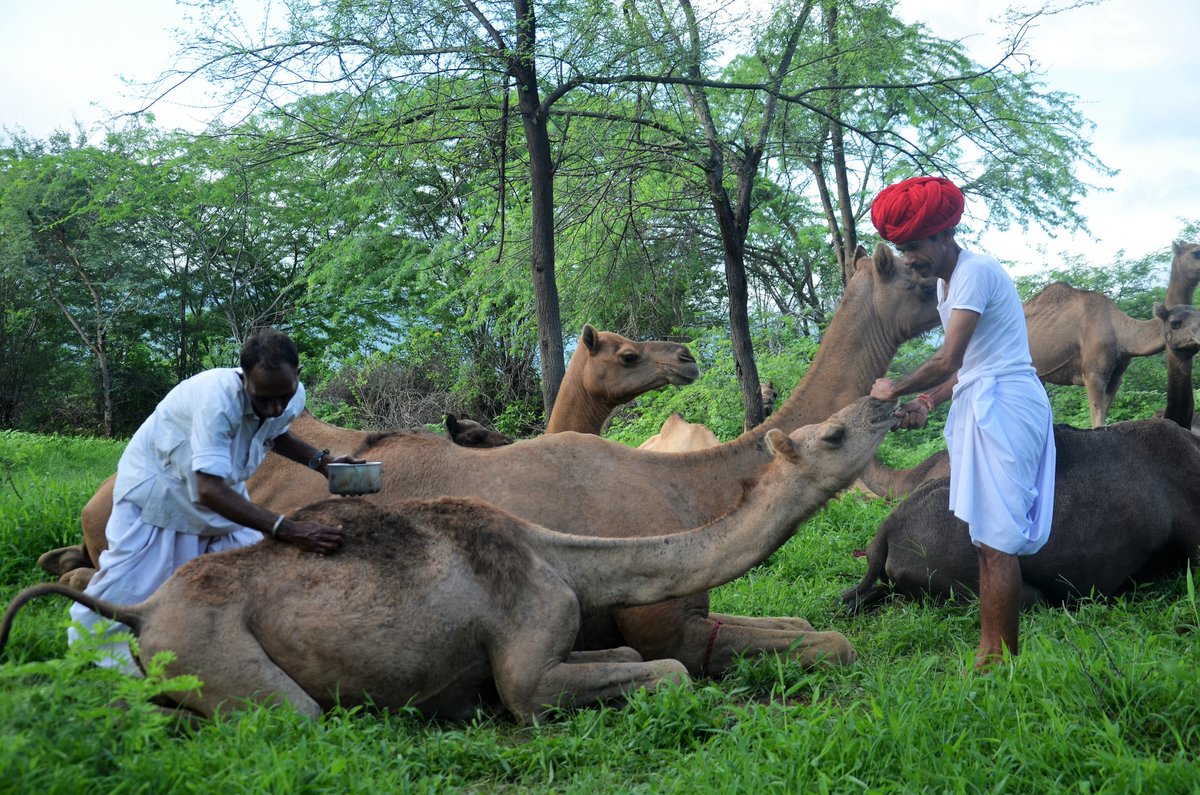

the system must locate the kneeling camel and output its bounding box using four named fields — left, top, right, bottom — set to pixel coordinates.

left=3, top=397, right=899, bottom=722
left=842, top=418, right=1200, bottom=612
